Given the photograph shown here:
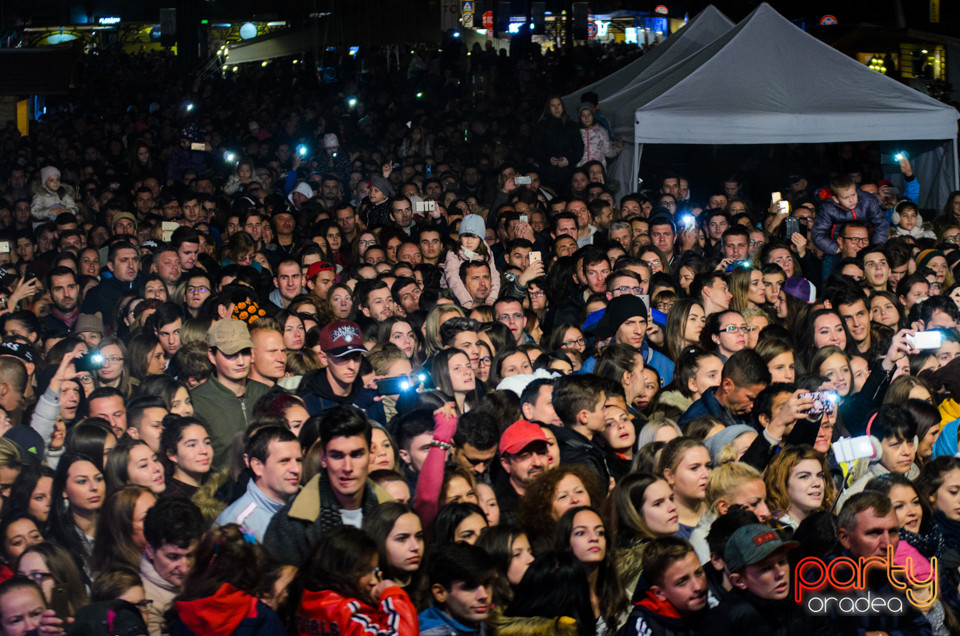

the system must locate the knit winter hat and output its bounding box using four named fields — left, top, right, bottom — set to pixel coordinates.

left=369, top=175, right=395, bottom=198
left=917, top=249, right=945, bottom=271
left=40, top=166, right=60, bottom=184
left=459, top=214, right=486, bottom=238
